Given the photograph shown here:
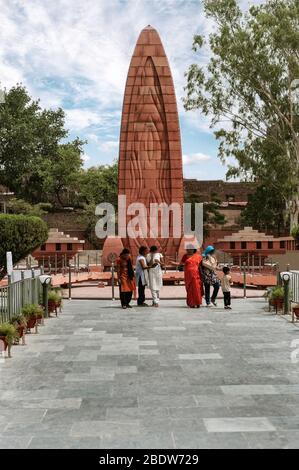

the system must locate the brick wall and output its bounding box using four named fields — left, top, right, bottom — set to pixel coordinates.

left=184, top=179, right=255, bottom=202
